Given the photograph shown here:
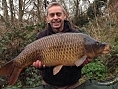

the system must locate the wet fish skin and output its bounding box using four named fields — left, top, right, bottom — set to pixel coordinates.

left=0, top=33, right=110, bottom=85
